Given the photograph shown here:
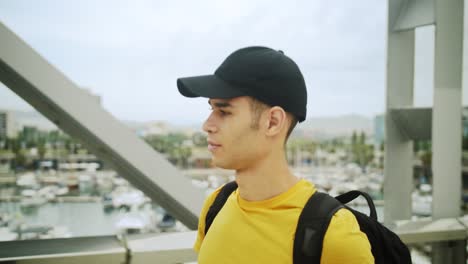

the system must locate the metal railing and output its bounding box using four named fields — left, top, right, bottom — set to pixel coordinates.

left=1, top=217, right=466, bottom=264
